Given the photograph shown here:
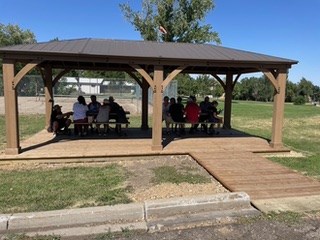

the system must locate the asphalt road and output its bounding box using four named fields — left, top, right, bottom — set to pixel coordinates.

left=79, top=214, right=320, bottom=240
